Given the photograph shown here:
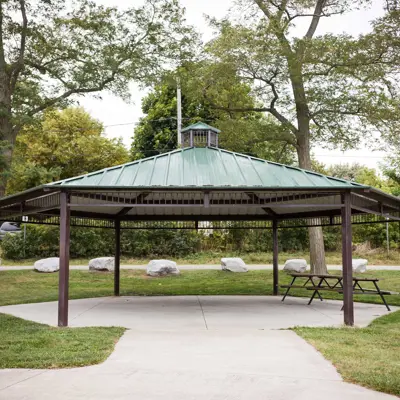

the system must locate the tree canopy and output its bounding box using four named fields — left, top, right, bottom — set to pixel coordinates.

left=7, top=107, right=129, bottom=194
left=131, top=65, right=295, bottom=163
left=198, top=2, right=400, bottom=165
left=382, top=130, right=400, bottom=194
left=191, top=0, right=400, bottom=273
left=131, top=77, right=217, bottom=160
left=327, top=162, right=398, bottom=194
left=0, top=0, right=195, bottom=192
